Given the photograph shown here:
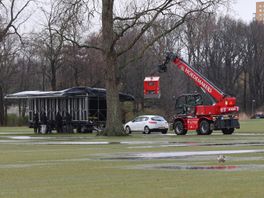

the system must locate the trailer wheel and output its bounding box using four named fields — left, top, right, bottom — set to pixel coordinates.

left=222, top=128, right=234, bottom=135
left=79, top=126, right=93, bottom=133
left=197, top=120, right=212, bottom=135
left=174, top=121, right=187, bottom=135
left=77, top=126, right=82, bottom=133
